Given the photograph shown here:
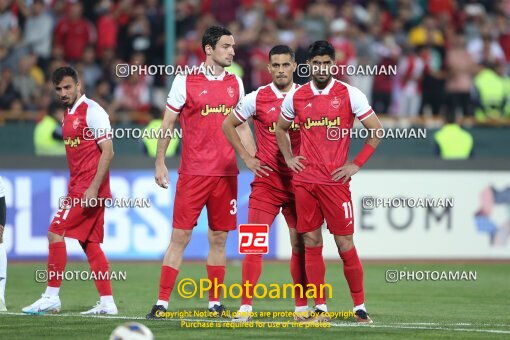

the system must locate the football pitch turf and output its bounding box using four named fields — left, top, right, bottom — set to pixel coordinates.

left=1, top=261, right=509, bottom=339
